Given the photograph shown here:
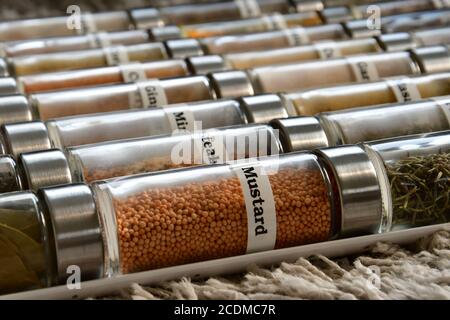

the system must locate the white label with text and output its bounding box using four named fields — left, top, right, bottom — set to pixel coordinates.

left=235, top=0, right=261, bottom=18
left=103, top=46, right=130, bottom=65
left=130, top=80, right=167, bottom=108
left=79, top=13, right=97, bottom=34
left=194, top=131, right=228, bottom=165
left=347, top=58, right=379, bottom=82
left=165, top=109, right=196, bottom=132
left=386, top=78, right=422, bottom=102
left=284, top=27, right=310, bottom=46
left=314, top=42, right=342, bottom=59
left=233, top=164, right=277, bottom=253
left=120, top=63, right=148, bottom=82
